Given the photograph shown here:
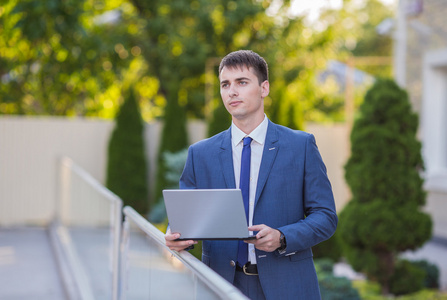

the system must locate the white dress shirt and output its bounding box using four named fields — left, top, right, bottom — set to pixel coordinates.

left=231, top=115, right=268, bottom=264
